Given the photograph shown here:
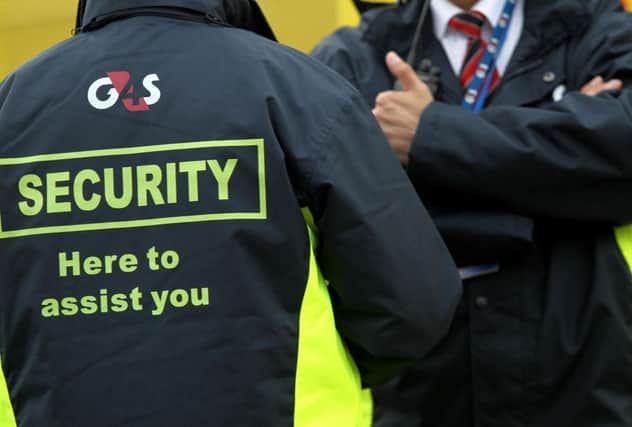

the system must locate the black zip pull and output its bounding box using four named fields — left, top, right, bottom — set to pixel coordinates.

left=204, top=14, right=225, bottom=25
